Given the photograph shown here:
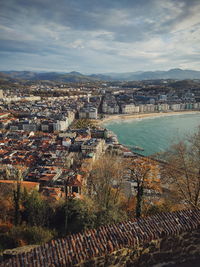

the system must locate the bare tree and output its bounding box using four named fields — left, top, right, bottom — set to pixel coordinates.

left=161, top=126, right=200, bottom=209
left=87, top=154, right=126, bottom=211
left=128, top=157, right=160, bottom=217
